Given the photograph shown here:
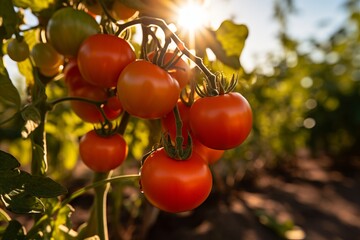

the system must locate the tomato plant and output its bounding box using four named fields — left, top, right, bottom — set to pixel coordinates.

left=140, top=148, right=212, bottom=213
left=46, top=7, right=100, bottom=57
left=6, top=38, right=29, bottom=62
left=189, top=92, right=252, bottom=150
left=79, top=130, right=128, bottom=172
left=117, top=60, right=180, bottom=119
left=77, top=34, right=136, bottom=88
